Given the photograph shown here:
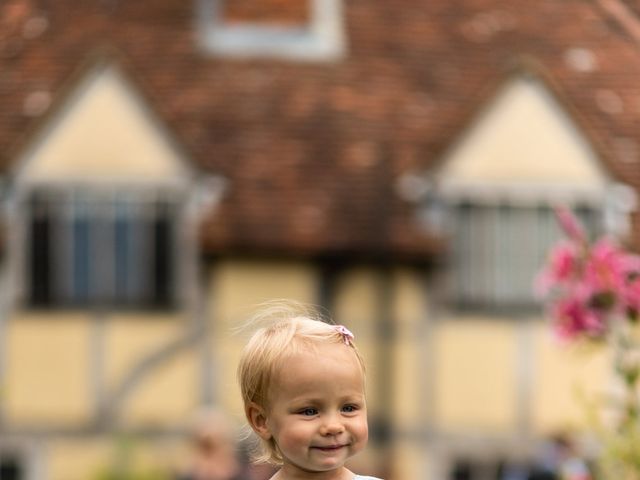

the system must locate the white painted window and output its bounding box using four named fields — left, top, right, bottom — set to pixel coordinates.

left=23, top=187, right=180, bottom=309
left=196, top=0, right=346, bottom=61
left=446, top=202, right=601, bottom=310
